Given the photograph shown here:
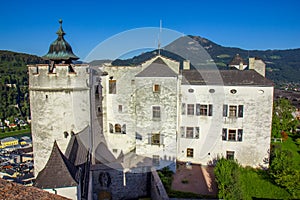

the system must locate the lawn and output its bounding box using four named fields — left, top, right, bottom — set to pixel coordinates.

left=0, top=128, right=31, bottom=139
left=280, top=137, right=300, bottom=169
left=239, top=168, right=291, bottom=200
